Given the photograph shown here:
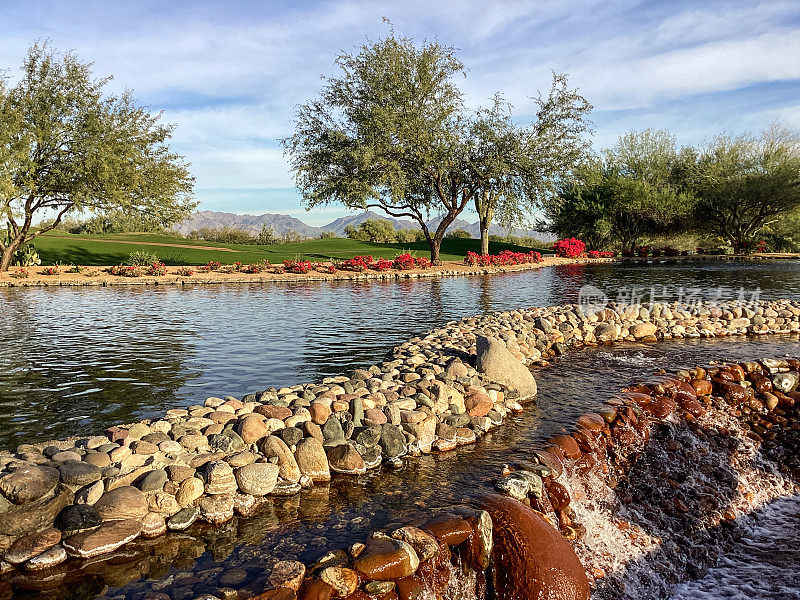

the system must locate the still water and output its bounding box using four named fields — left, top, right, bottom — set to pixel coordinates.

left=1, top=260, right=800, bottom=450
